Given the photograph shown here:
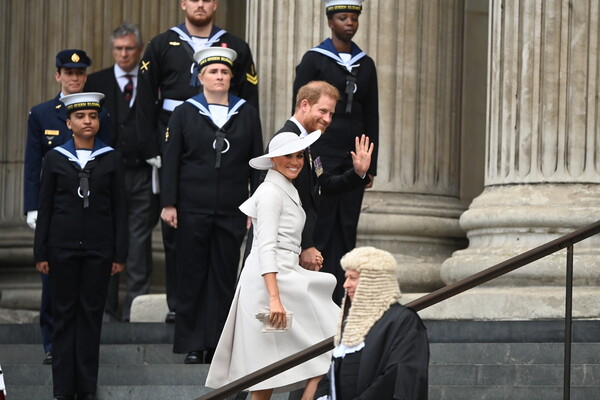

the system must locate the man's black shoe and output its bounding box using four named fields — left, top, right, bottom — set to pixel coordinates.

left=43, top=351, right=52, bottom=365
left=52, top=396, right=75, bottom=400
left=184, top=351, right=202, bottom=364
left=165, top=311, right=176, bottom=323
left=76, top=394, right=96, bottom=400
